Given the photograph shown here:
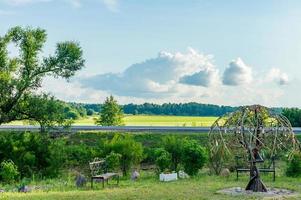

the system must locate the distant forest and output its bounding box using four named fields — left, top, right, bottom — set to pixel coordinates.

left=69, top=102, right=282, bottom=117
